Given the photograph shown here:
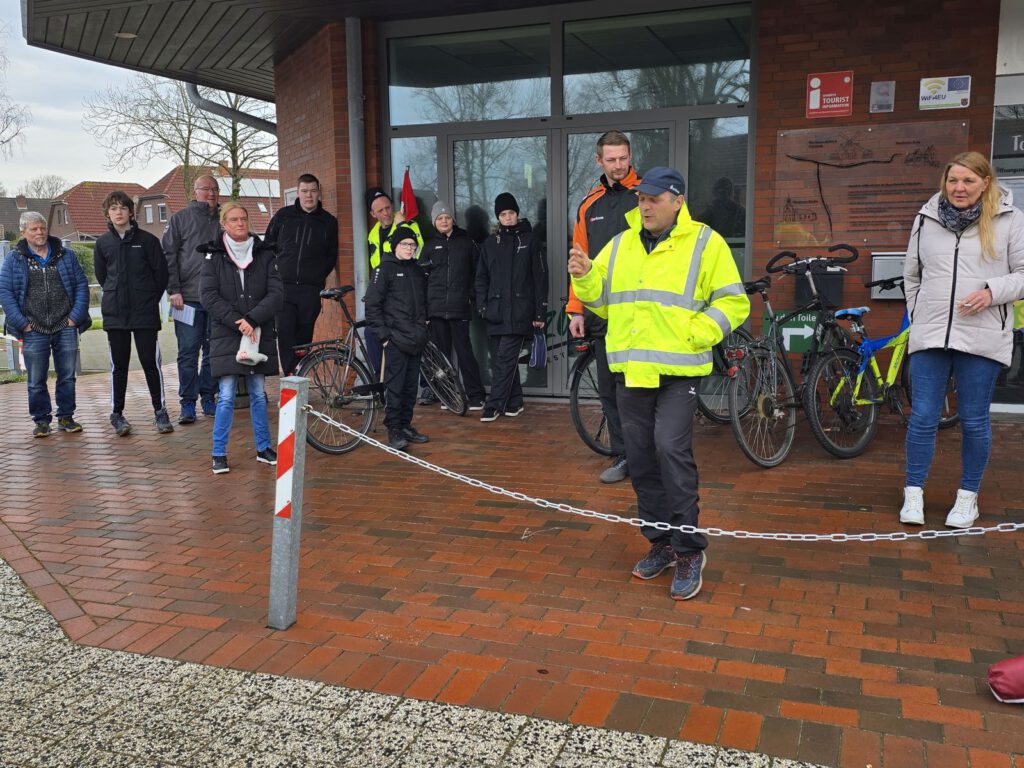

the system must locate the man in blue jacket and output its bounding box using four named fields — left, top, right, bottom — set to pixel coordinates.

left=0, top=212, right=91, bottom=437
